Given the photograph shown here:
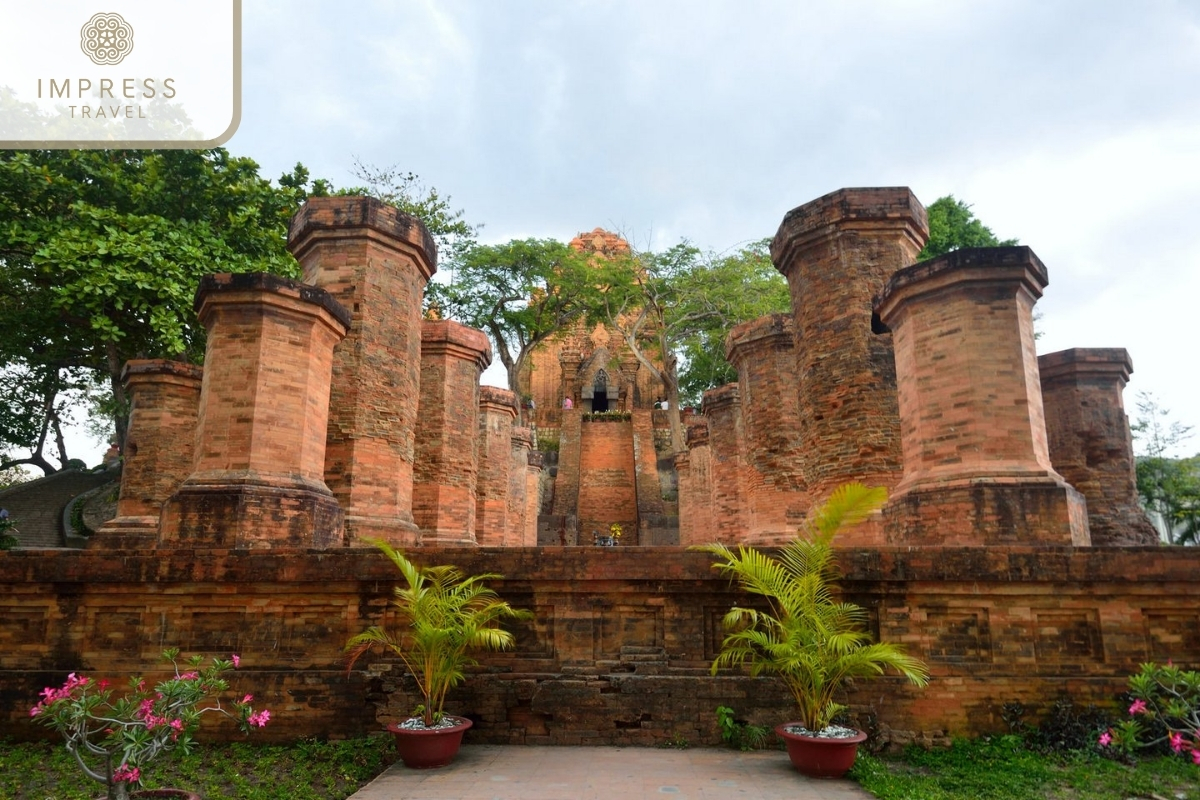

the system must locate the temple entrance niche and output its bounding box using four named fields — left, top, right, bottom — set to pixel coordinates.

left=589, top=369, right=610, bottom=412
